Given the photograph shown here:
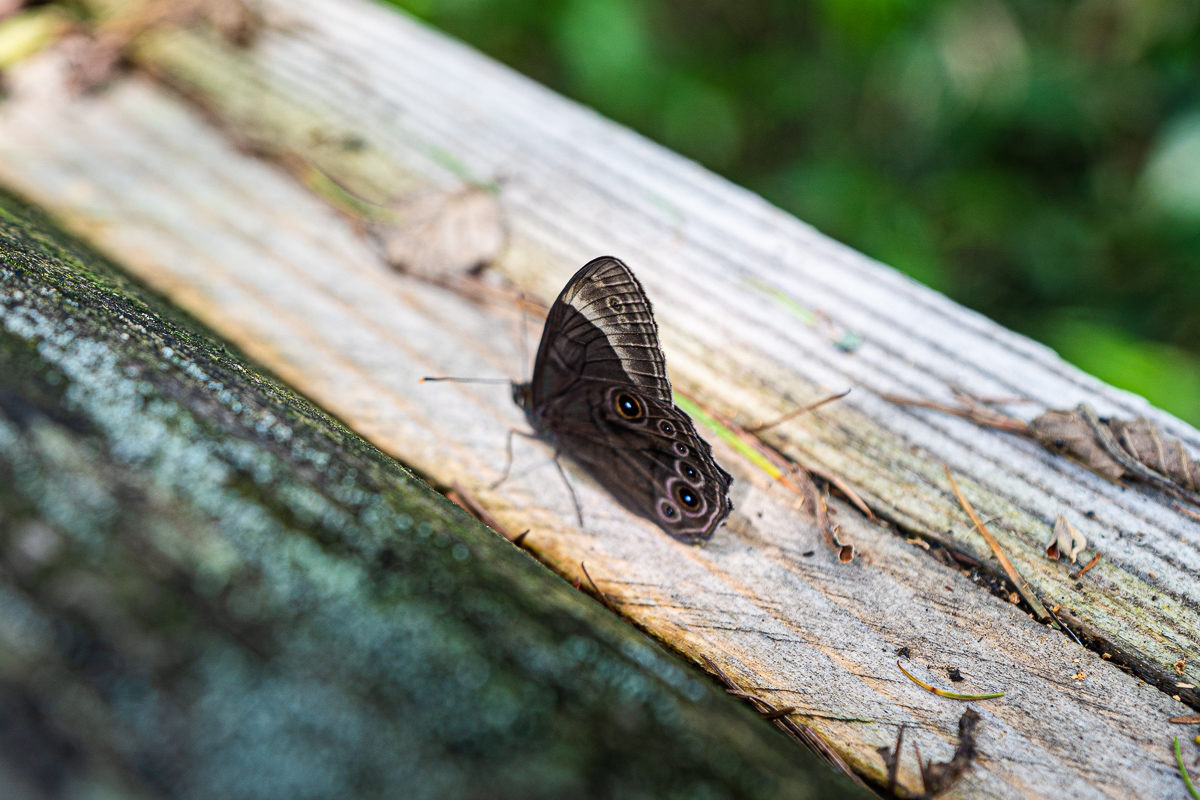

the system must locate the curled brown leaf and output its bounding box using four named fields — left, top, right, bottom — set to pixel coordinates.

left=888, top=394, right=1200, bottom=512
